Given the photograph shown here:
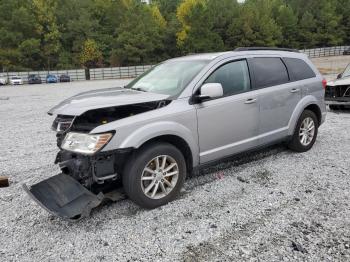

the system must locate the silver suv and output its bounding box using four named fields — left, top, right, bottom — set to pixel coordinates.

left=24, top=48, right=326, bottom=220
